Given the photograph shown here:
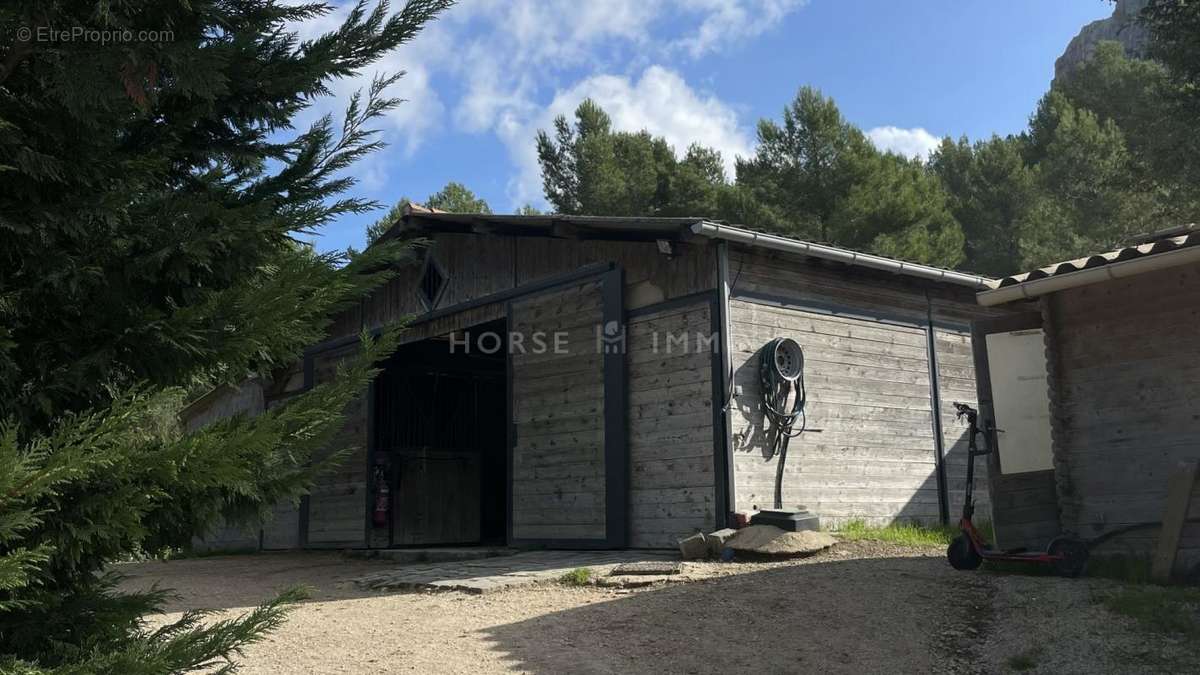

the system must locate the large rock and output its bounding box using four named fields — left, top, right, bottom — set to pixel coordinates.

left=724, top=525, right=837, bottom=557
left=1055, top=0, right=1150, bottom=82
